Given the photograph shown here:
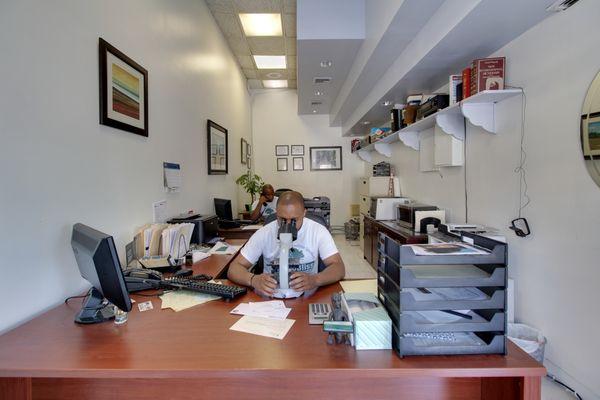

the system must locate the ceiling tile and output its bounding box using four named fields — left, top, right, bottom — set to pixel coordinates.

left=283, top=0, right=296, bottom=13
left=242, top=69, right=258, bottom=79
left=212, top=12, right=244, bottom=38
left=285, top=37, right=296, bottom=55
left=282, top=13, right=296, bottom=37
left=247, top=37, right=285, bottom=55
left=233, top=0, right=282, bottom=13
left=236, top=55, right=255, bottom=69
left=286, top=55, right=296, bottom=69
left=227, top=37, right=252, bottom=55
left=247, top=79, right=264, bottom=89
left=206, top=0, right=235, bottom=13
